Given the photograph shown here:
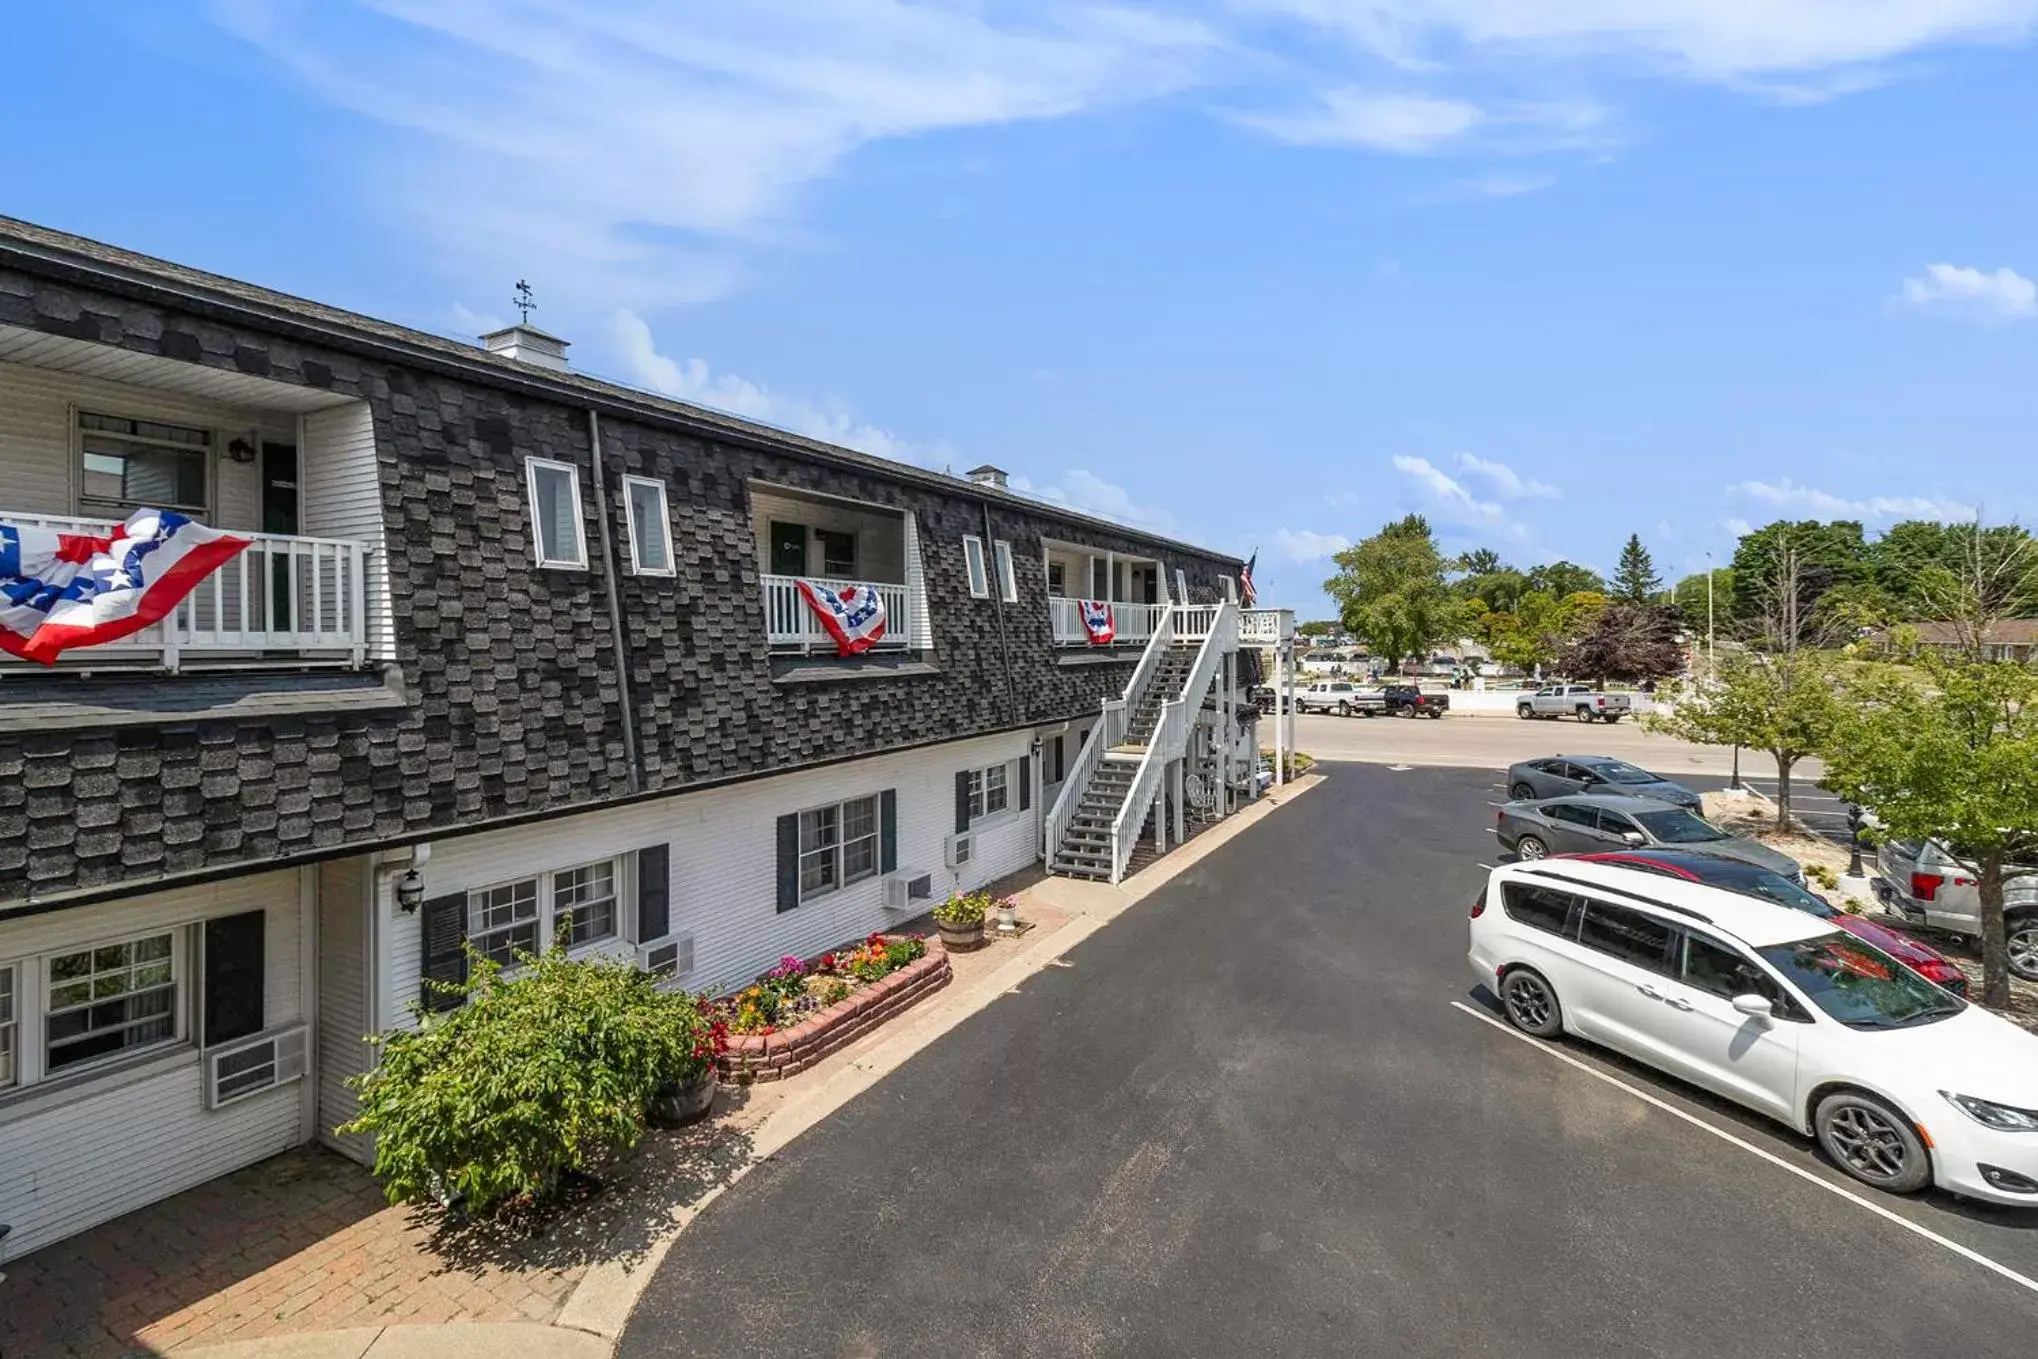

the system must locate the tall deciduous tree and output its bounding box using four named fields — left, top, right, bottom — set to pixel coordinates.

left=1646, top=648, right=1840, bottom=830
left=1558, top=601, right=1684, bottom=686
left=1454, top=547, right=1505, bottom=577
left=1527, top=560, right=1606, bottom=600
left=1613, top=534, right=1663, bottom=603
left=1821, top=657, right=2038, bottom=1008
left=1730, top=520, right=1868, bottom=628
left=1672, top=568, right=1735, bottom=636
left=1323, top=514, right=1463, bottom=669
